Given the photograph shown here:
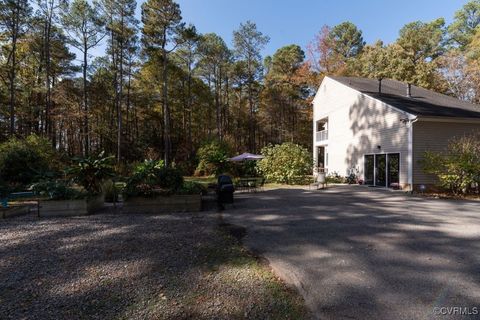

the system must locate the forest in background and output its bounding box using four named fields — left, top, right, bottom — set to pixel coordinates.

left=1, top=0, right=480, bottom=171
